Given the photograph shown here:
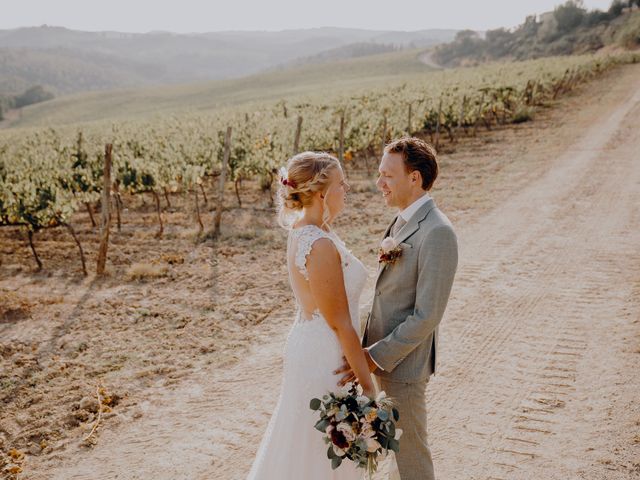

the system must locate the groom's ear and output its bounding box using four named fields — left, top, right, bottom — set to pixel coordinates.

left=410, top=169, right=423, bottom=186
